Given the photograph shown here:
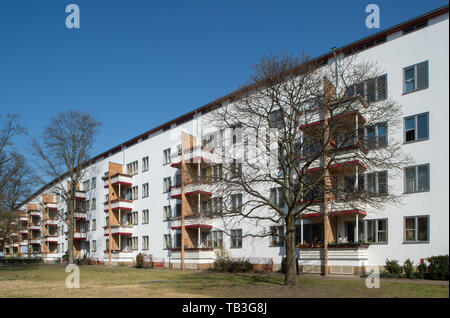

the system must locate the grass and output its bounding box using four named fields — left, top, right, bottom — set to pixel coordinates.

left=0, top=265, right=448, bottom=298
